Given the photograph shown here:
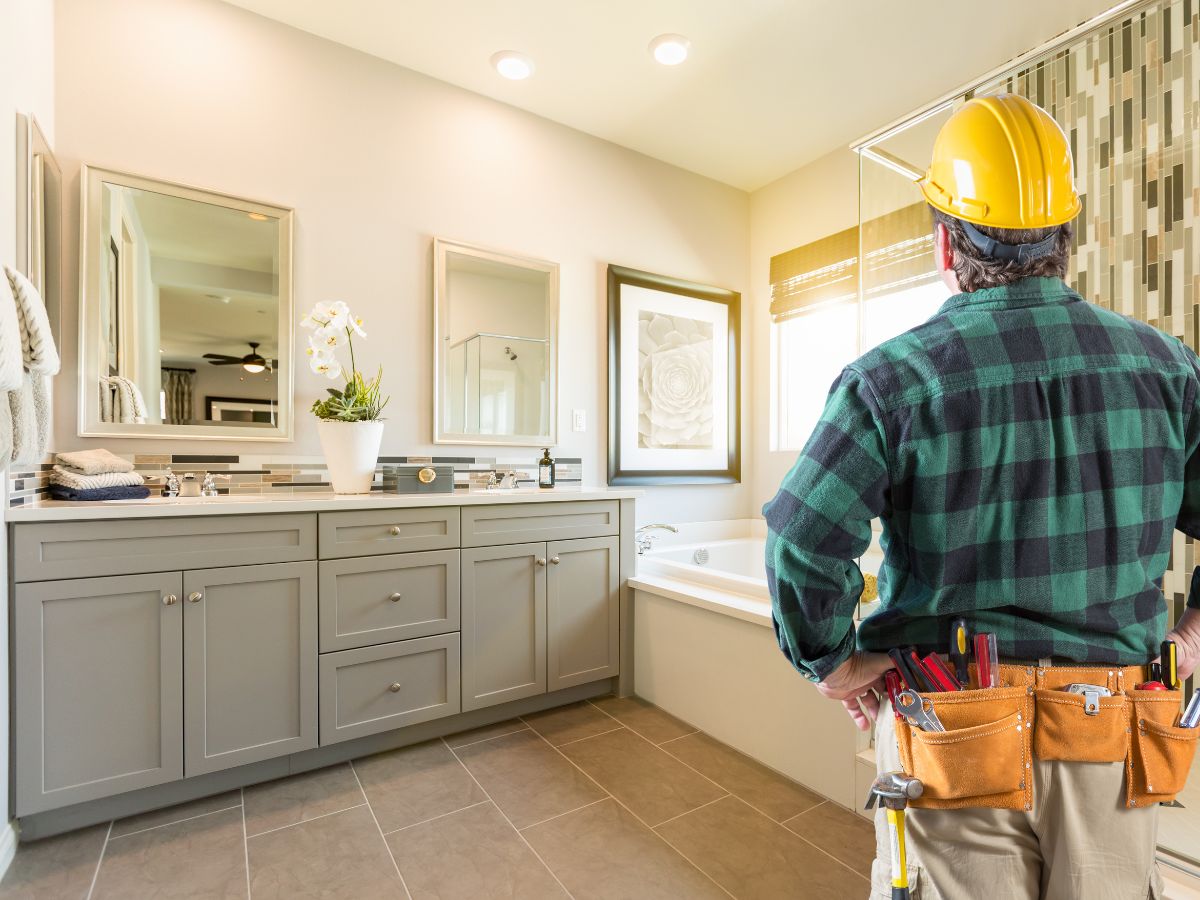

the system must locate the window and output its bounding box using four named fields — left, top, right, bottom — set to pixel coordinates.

left=771, top=302, right=858, bottom=452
